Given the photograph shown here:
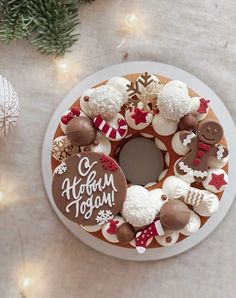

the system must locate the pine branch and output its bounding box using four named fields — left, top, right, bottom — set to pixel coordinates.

left=0, top=0, right=95, bottom=56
